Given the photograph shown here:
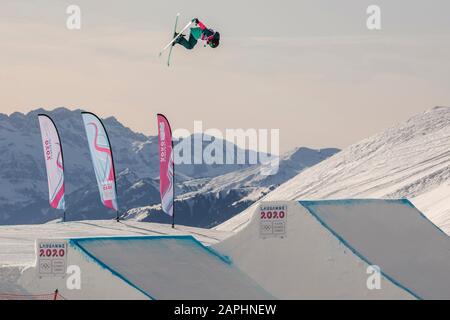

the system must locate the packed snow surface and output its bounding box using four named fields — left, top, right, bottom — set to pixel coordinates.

left=0, top=220, right=230, bottom=267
